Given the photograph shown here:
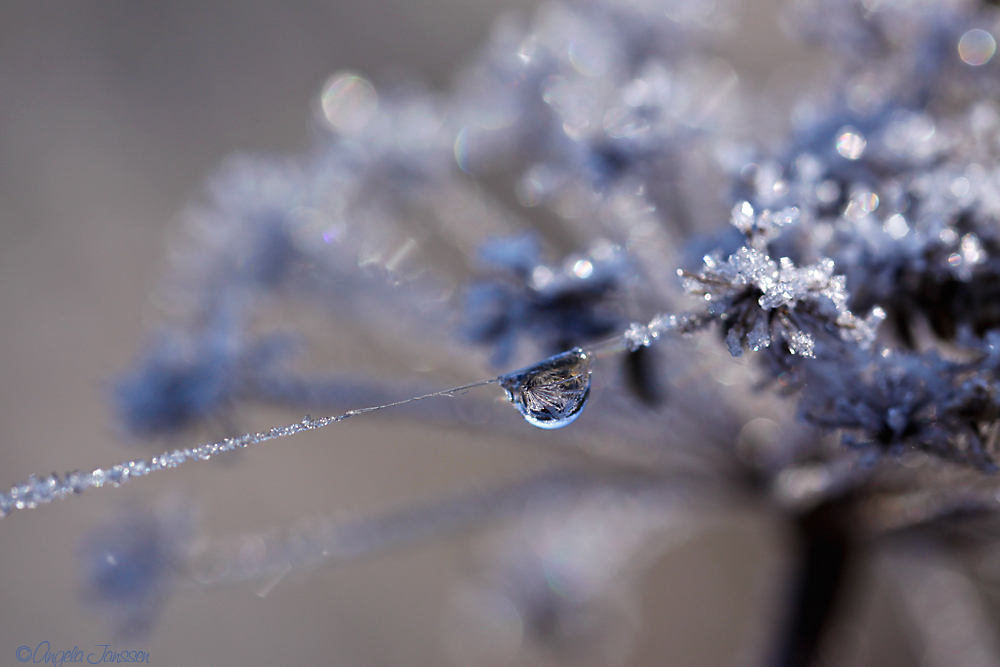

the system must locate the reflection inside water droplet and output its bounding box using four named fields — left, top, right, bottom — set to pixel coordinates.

left=499, top=348, right=592, bottom=429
